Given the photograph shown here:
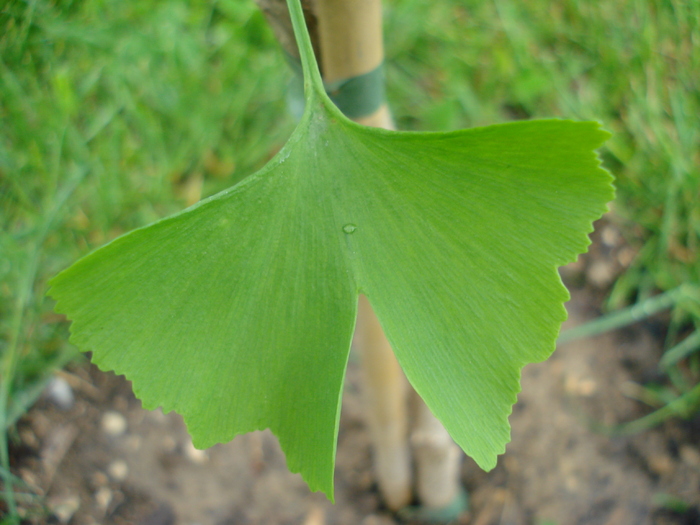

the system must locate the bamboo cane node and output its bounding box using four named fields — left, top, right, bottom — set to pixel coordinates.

left=285, top=54, right=386, bottom=119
